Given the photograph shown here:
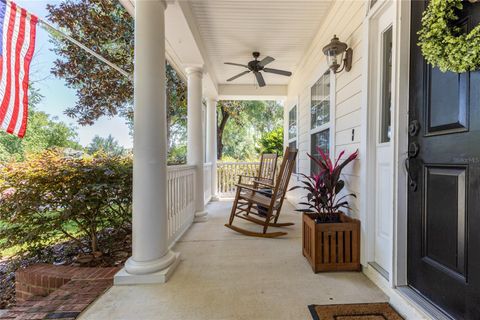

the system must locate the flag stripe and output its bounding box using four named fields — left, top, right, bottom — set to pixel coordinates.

left=2, top=3, right=22, bottom=130
left=0, top=1, right=37, bottom=138
left=17, top=11, right=36, bottom=137
left=6, top=7, right=26, bottom=134
left=0, top=2, right=17, bottom=127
